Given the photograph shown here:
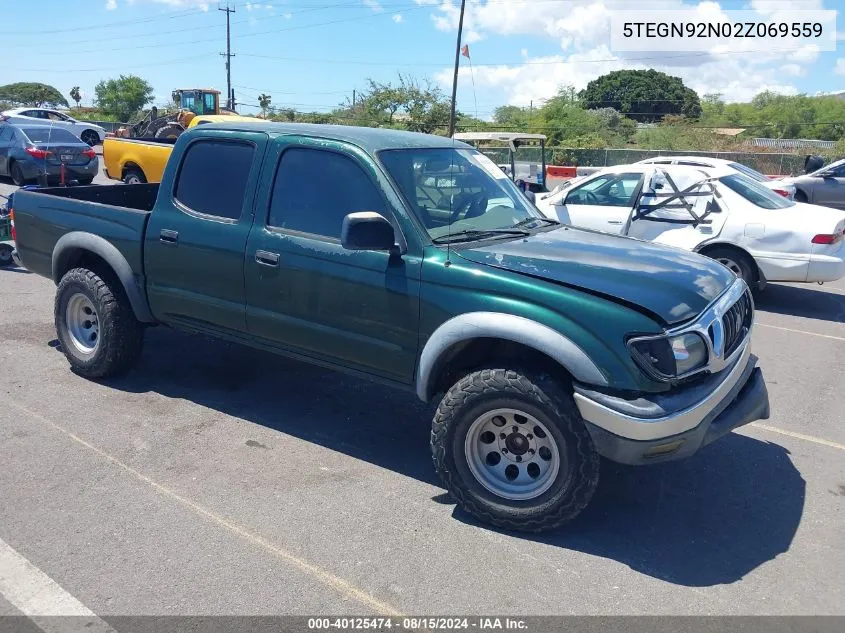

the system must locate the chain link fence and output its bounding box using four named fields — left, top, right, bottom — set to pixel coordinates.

left=481, top=147, right=809, bottom=176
